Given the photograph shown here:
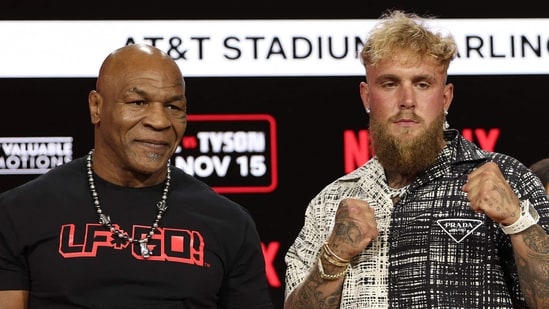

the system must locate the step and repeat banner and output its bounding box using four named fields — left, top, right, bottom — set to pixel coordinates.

left=1, top=19, right=549, bottom=307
